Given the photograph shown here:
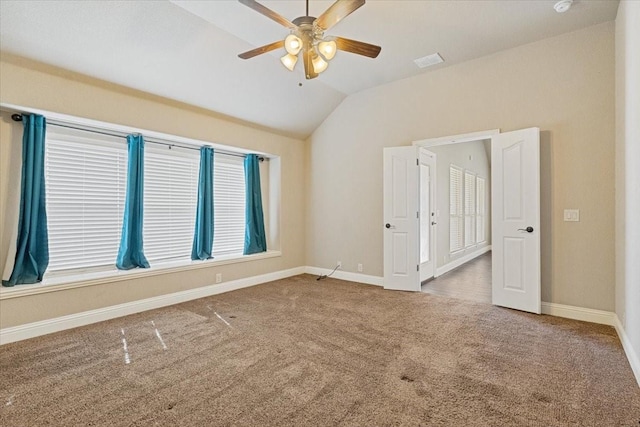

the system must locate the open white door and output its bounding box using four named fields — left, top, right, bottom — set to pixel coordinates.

left=383, top=146, right=420, bottom=291
left=491, top=128, right=541, bottom=314
left=419, top=150, right=436, bottom=282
